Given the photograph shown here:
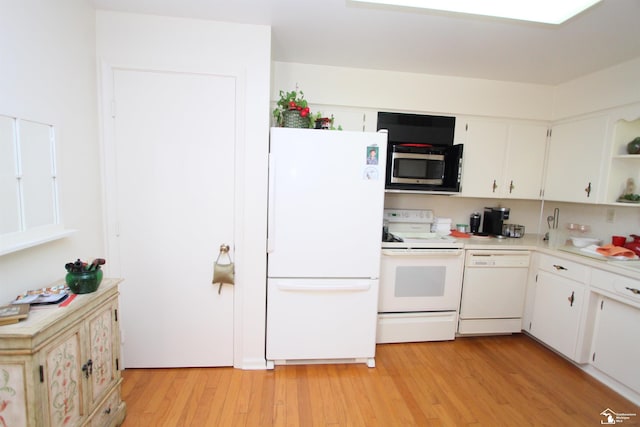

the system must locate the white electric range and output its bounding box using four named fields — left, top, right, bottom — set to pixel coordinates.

left=378, top=209, right=465, bottom=343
